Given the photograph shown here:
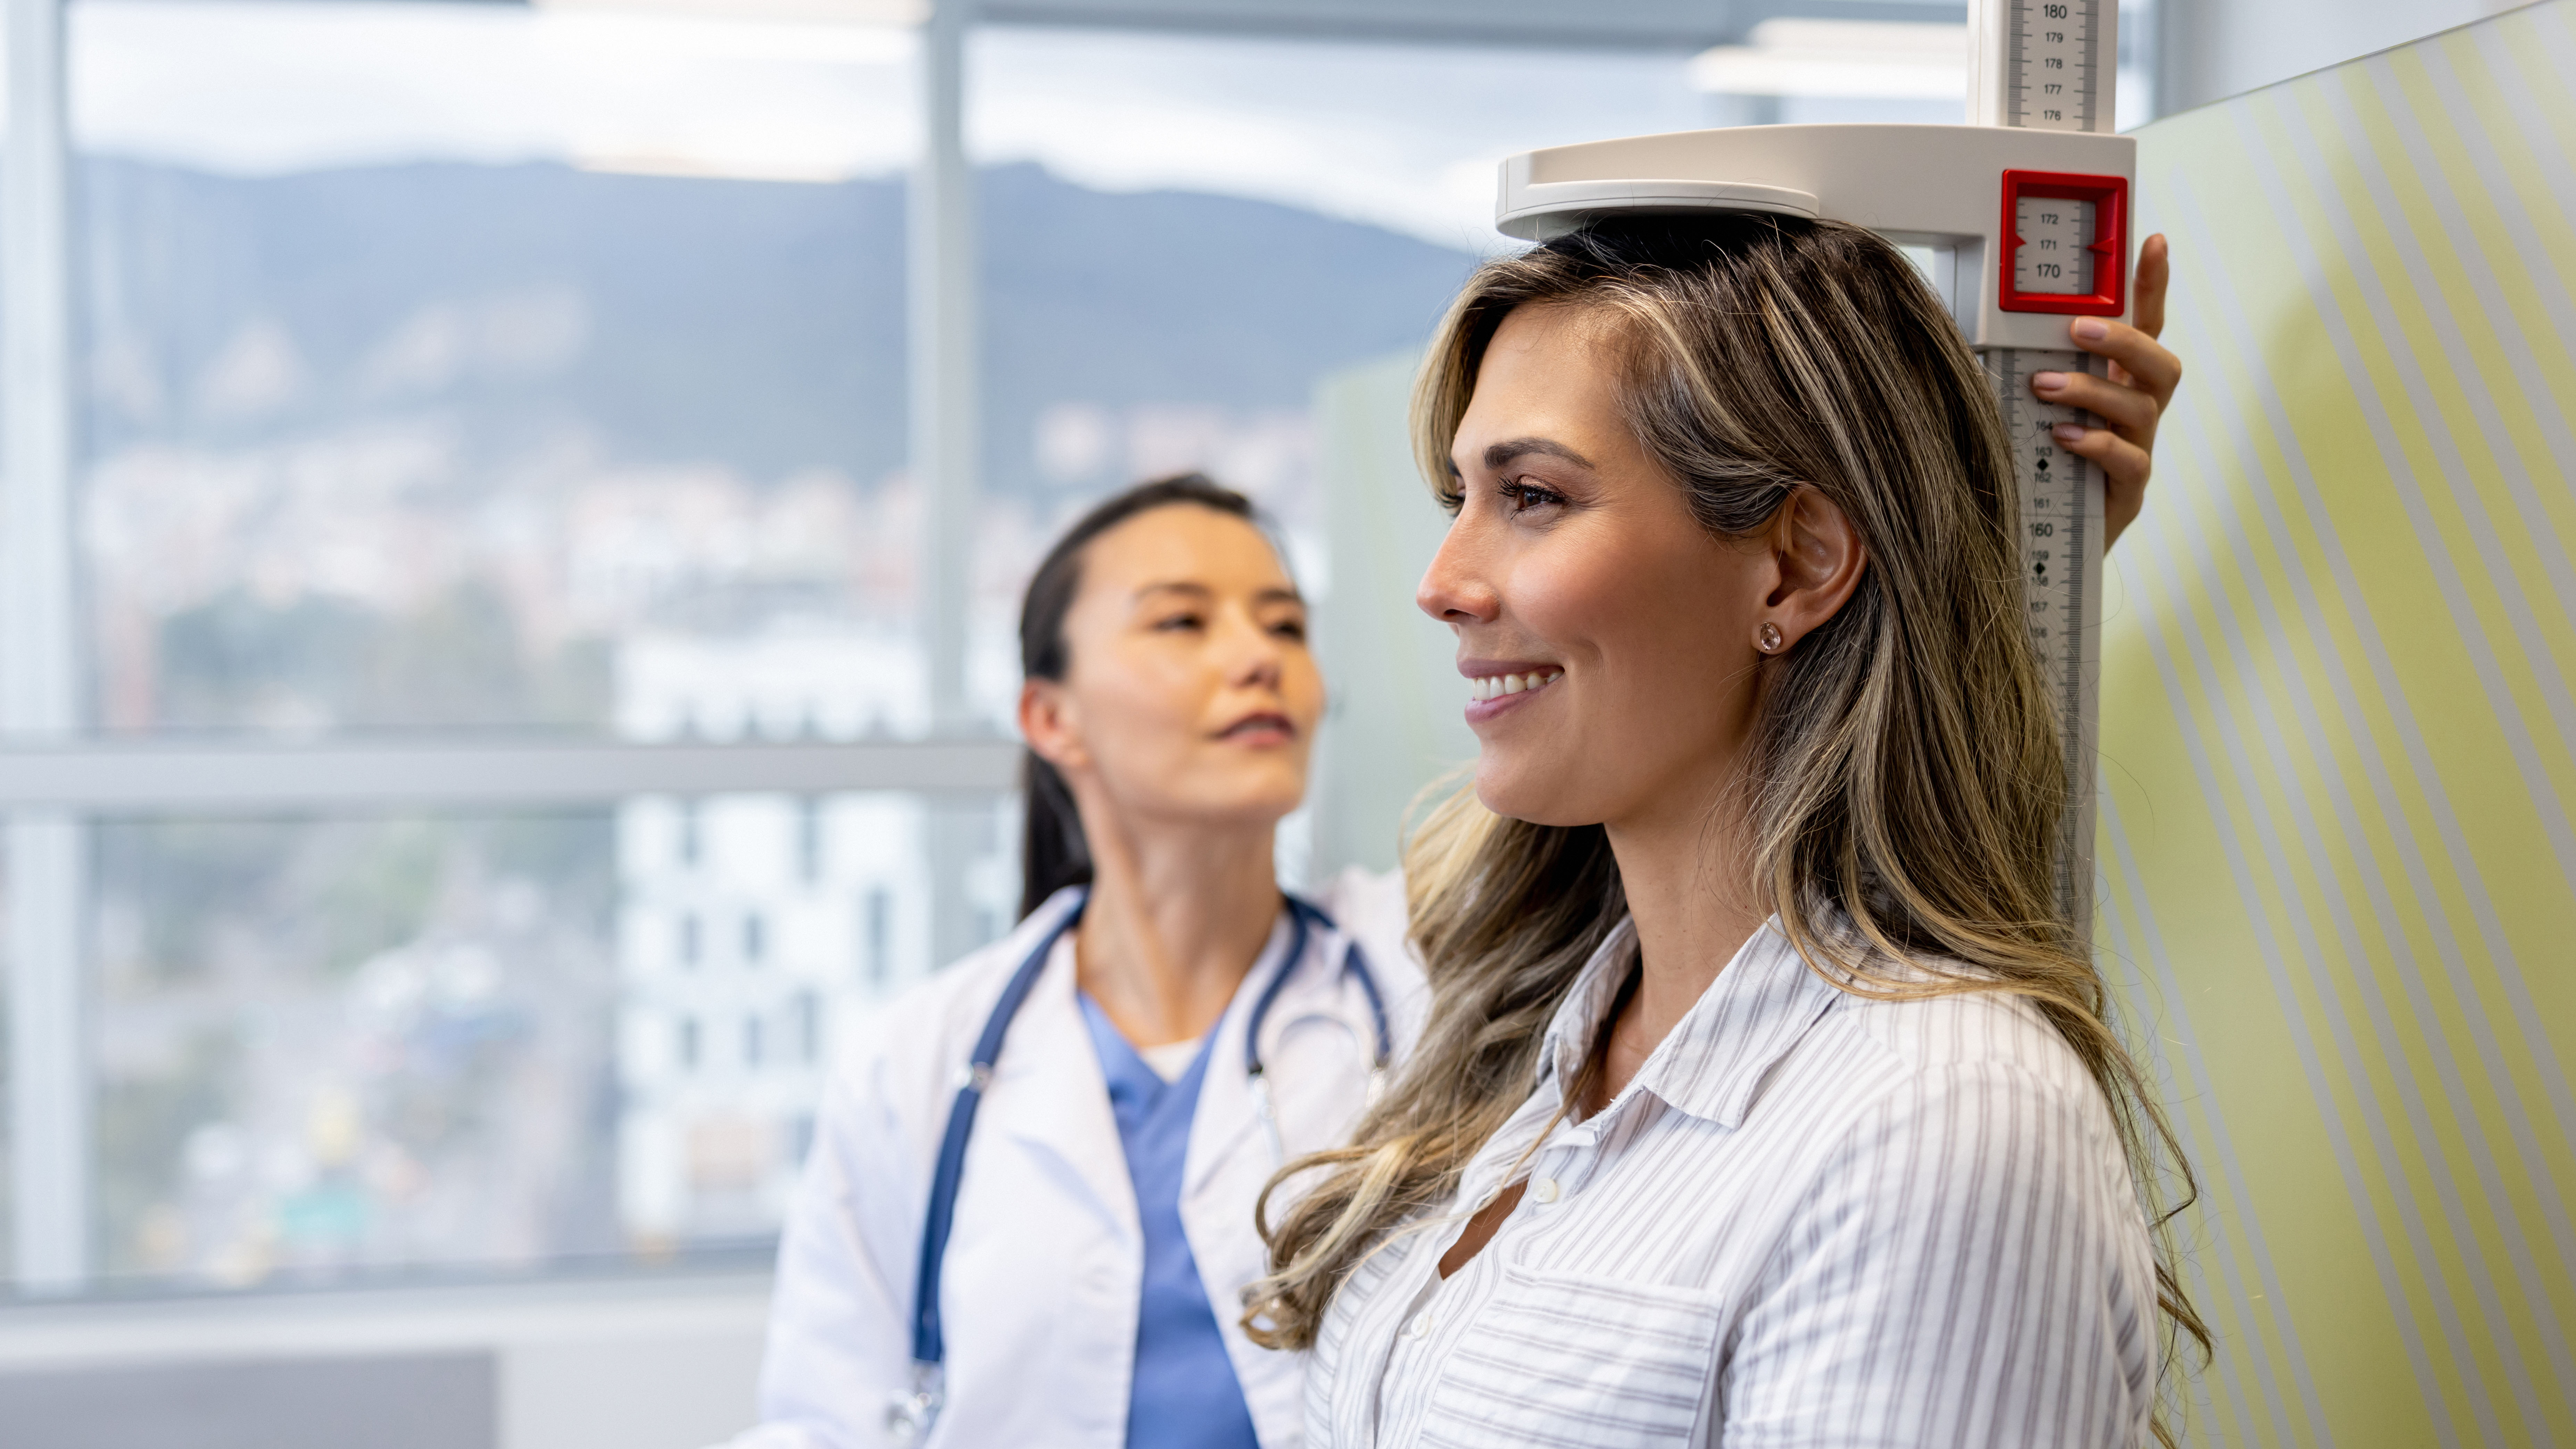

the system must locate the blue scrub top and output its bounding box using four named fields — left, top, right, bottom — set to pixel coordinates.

left=1077, top=993, right=1264, bottom=1449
